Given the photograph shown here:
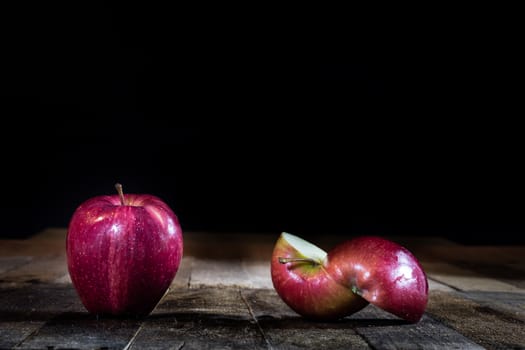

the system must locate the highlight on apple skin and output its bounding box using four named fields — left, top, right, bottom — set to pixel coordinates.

left=271, top=232, right=428, bottom=323
left=326, top=236, right=428, bottom=323
left=66, top=184, right=183, bottom=317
